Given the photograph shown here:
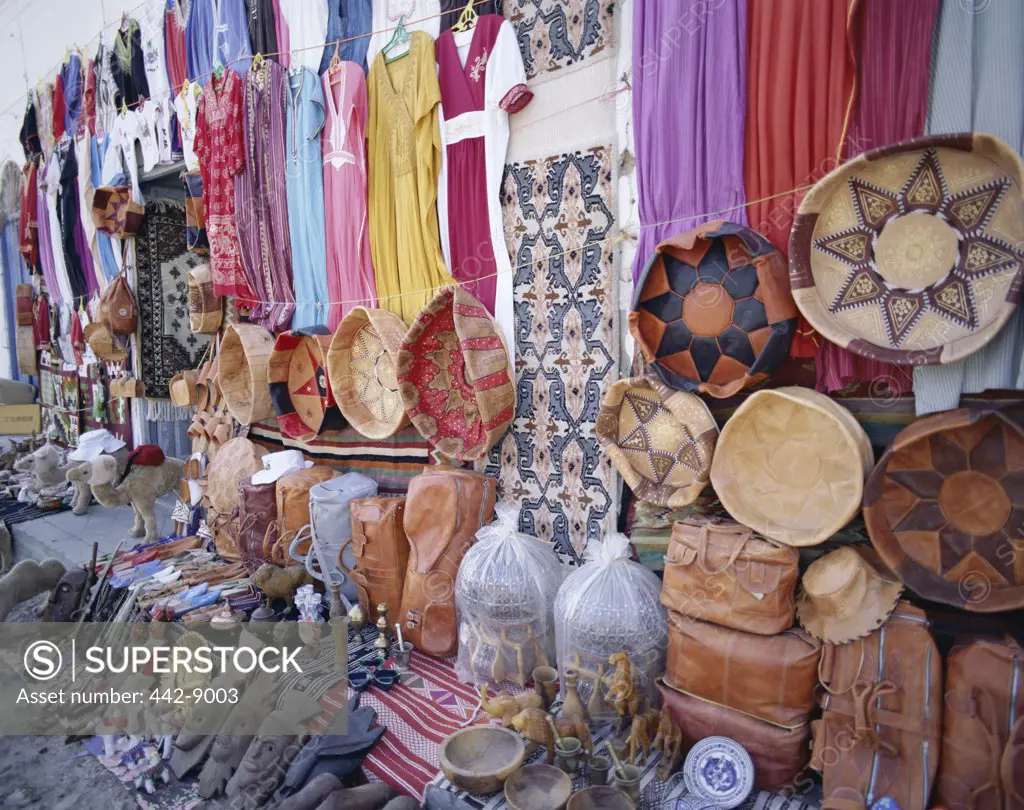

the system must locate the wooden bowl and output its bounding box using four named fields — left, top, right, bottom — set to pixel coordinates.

left=505, top=764, right=572, bottom=810
left=566, top=786, right=635, bottom=810
left=440, top=726, right=525, bottom=794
